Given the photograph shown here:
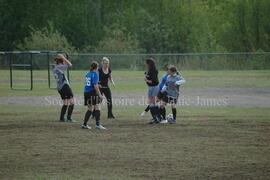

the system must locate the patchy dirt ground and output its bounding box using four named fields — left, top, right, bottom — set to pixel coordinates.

left=1, top=106, right=270, bottom=180
left=1, top=86, right=269, bottom=107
